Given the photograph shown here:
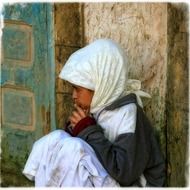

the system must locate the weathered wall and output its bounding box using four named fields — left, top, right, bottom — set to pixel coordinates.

left=166, top=3, right=189, bottom=186
left=54, top=3, right=83, bottom=129
left=83, top=2, right=167, bottom=155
